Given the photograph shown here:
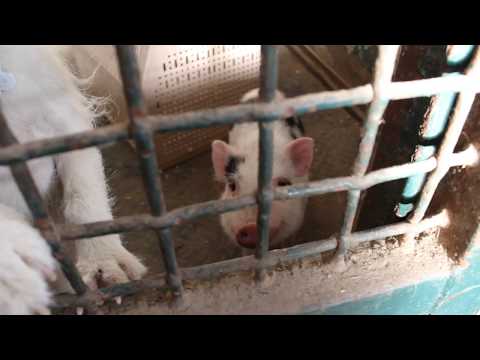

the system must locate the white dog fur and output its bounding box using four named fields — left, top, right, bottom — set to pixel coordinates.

left=0, top=45, right=147, bottom=315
